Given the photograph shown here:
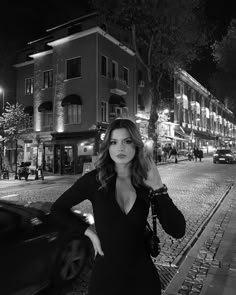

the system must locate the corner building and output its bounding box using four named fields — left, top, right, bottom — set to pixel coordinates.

left=14, top=13, right=137, bottom=174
